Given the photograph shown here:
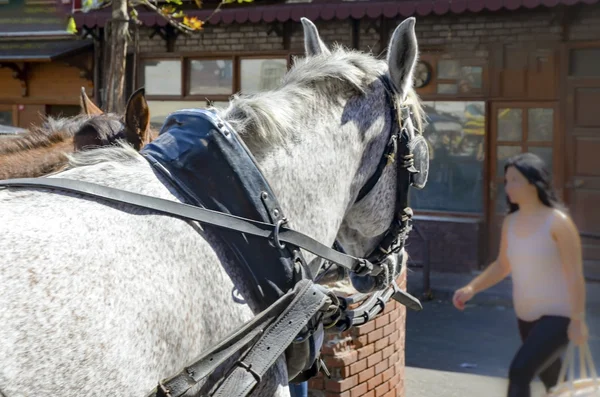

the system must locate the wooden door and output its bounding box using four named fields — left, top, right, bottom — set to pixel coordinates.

left=487, top=101, right=559, bottom=263
left=564, top=43, right=600, bottom=280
